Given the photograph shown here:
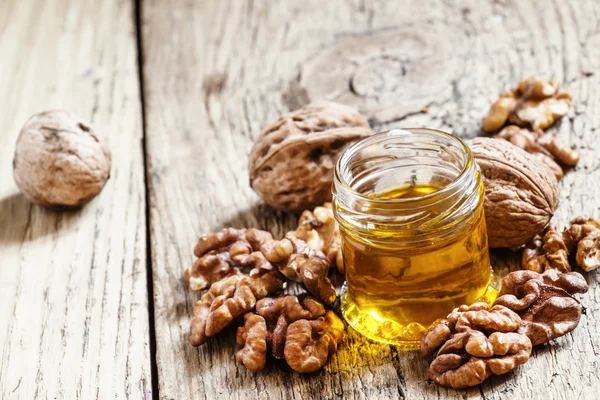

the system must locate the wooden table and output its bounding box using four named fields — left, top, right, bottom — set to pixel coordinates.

left=1, top=0, right=599, bottom=398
